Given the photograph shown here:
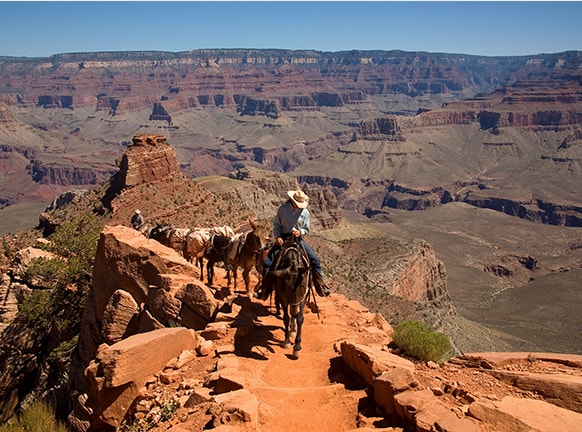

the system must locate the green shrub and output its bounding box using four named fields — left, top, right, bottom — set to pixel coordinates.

left=159, top=399, right=179, bottom=422
left=17, top=290, right=53, bottom=330
left=23, top=256, right=67, bottom=288
left=0, top=401, right=67, bottom=432
left=19, top=214, right=101, bottom=328
left=392, top=320, right=452, bottom=363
